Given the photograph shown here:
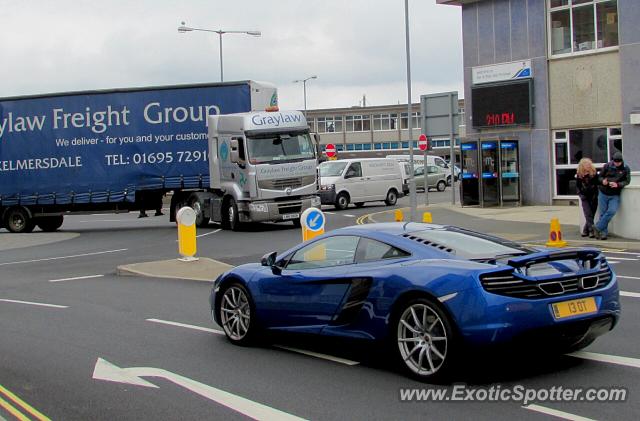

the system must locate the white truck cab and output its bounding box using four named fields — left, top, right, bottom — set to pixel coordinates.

left=319, top=158, right=403, bottom=210
left=205, top=111, right=320, bottom=230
